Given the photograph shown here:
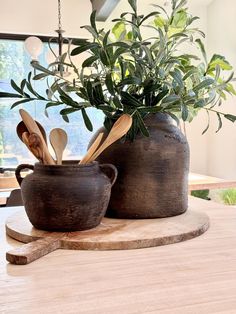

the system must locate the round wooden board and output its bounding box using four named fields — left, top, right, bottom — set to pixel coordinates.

left=6, top=208, right=209, bottom=250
